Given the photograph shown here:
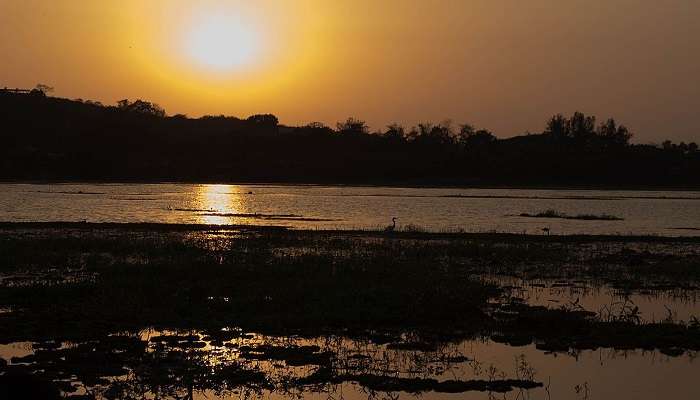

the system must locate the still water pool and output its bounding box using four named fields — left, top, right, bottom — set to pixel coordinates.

left=2, top=183, right=699, bottom=235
